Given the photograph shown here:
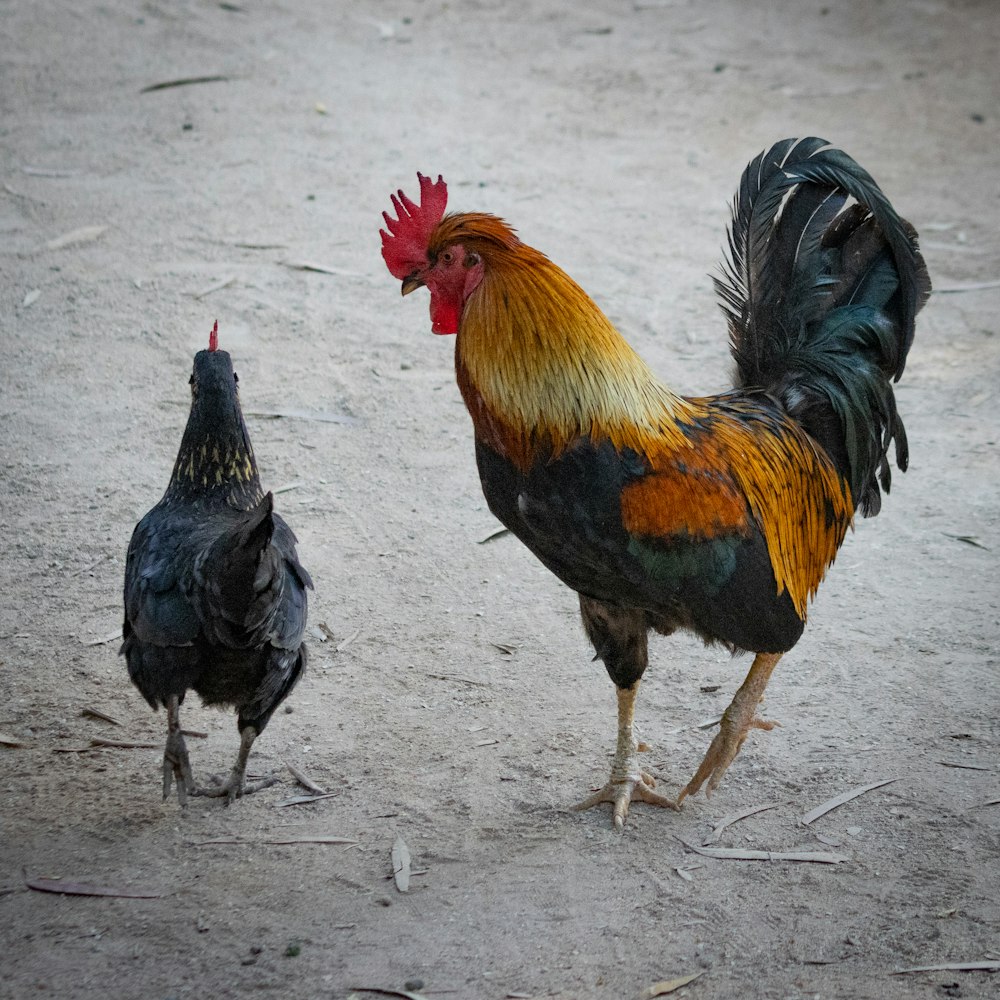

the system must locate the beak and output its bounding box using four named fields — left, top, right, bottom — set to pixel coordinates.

left=401, top=274, right=424, bottom=296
